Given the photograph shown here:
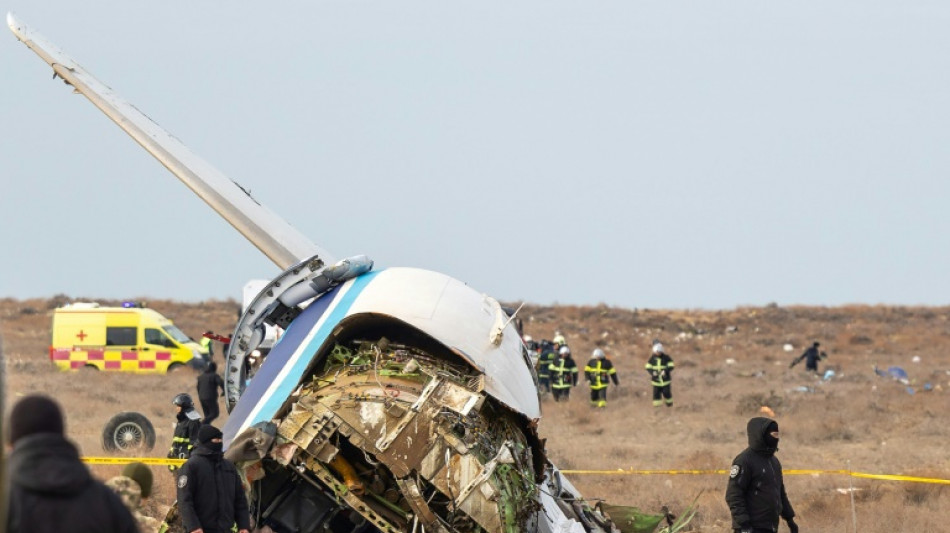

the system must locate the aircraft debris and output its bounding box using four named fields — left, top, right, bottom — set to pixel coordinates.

left=228, top=337, right=550, bottom=532
left=873, top=365, right=909, bottom=385
left=101, top=412, right=156, bottom=452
